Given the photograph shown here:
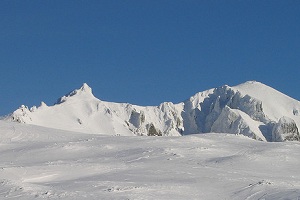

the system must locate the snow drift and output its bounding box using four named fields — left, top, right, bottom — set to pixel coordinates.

left=4, top=81, right=300, bottom=142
